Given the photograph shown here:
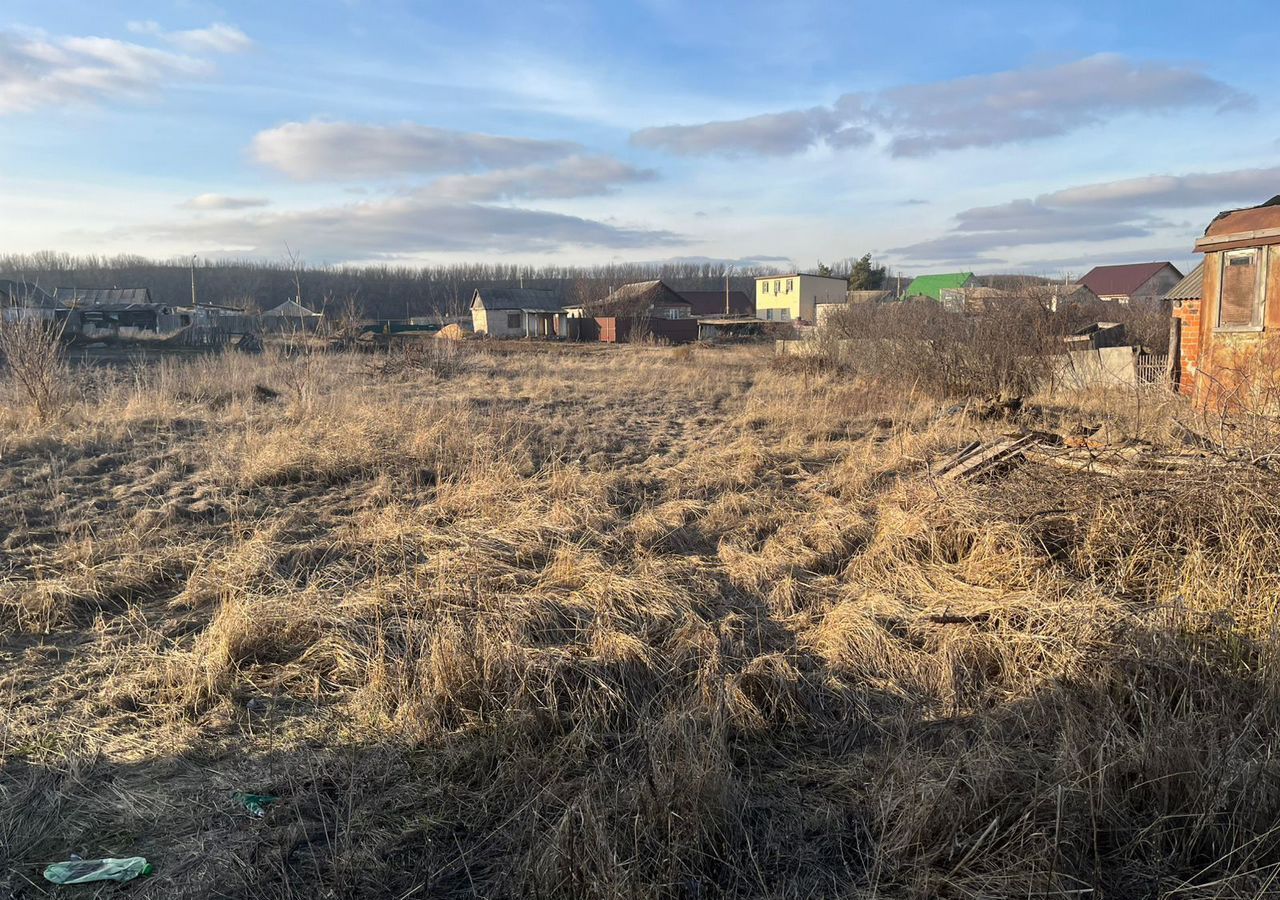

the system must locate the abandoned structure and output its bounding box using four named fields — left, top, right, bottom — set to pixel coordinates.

left=939, top=282, right=1101, bottom=315
left=1173, top=198, right=1280, bottom=401
left=1080, top=262, right=1182, bottom=305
